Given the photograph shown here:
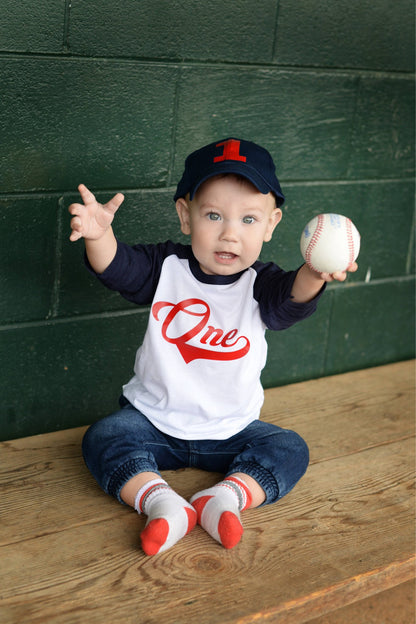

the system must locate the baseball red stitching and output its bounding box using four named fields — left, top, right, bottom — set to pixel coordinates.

left=346, top=218, right=355, bottom=266
left=305, top=214, right=325, bottom=271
